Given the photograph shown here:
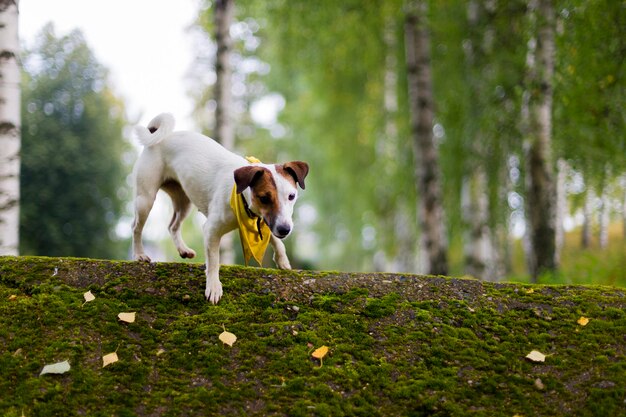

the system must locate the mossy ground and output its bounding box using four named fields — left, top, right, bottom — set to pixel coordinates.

left=1, top=256, right=625, bottom=416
